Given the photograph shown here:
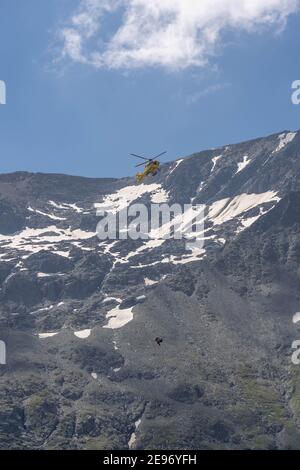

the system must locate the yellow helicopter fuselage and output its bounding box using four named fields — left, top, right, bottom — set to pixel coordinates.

left=136, top=160, right=160, bottom=183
